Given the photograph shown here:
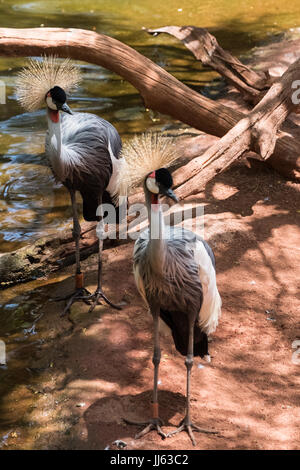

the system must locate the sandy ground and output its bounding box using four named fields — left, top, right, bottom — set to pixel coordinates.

left=0, top=162, right=299, bottom=450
